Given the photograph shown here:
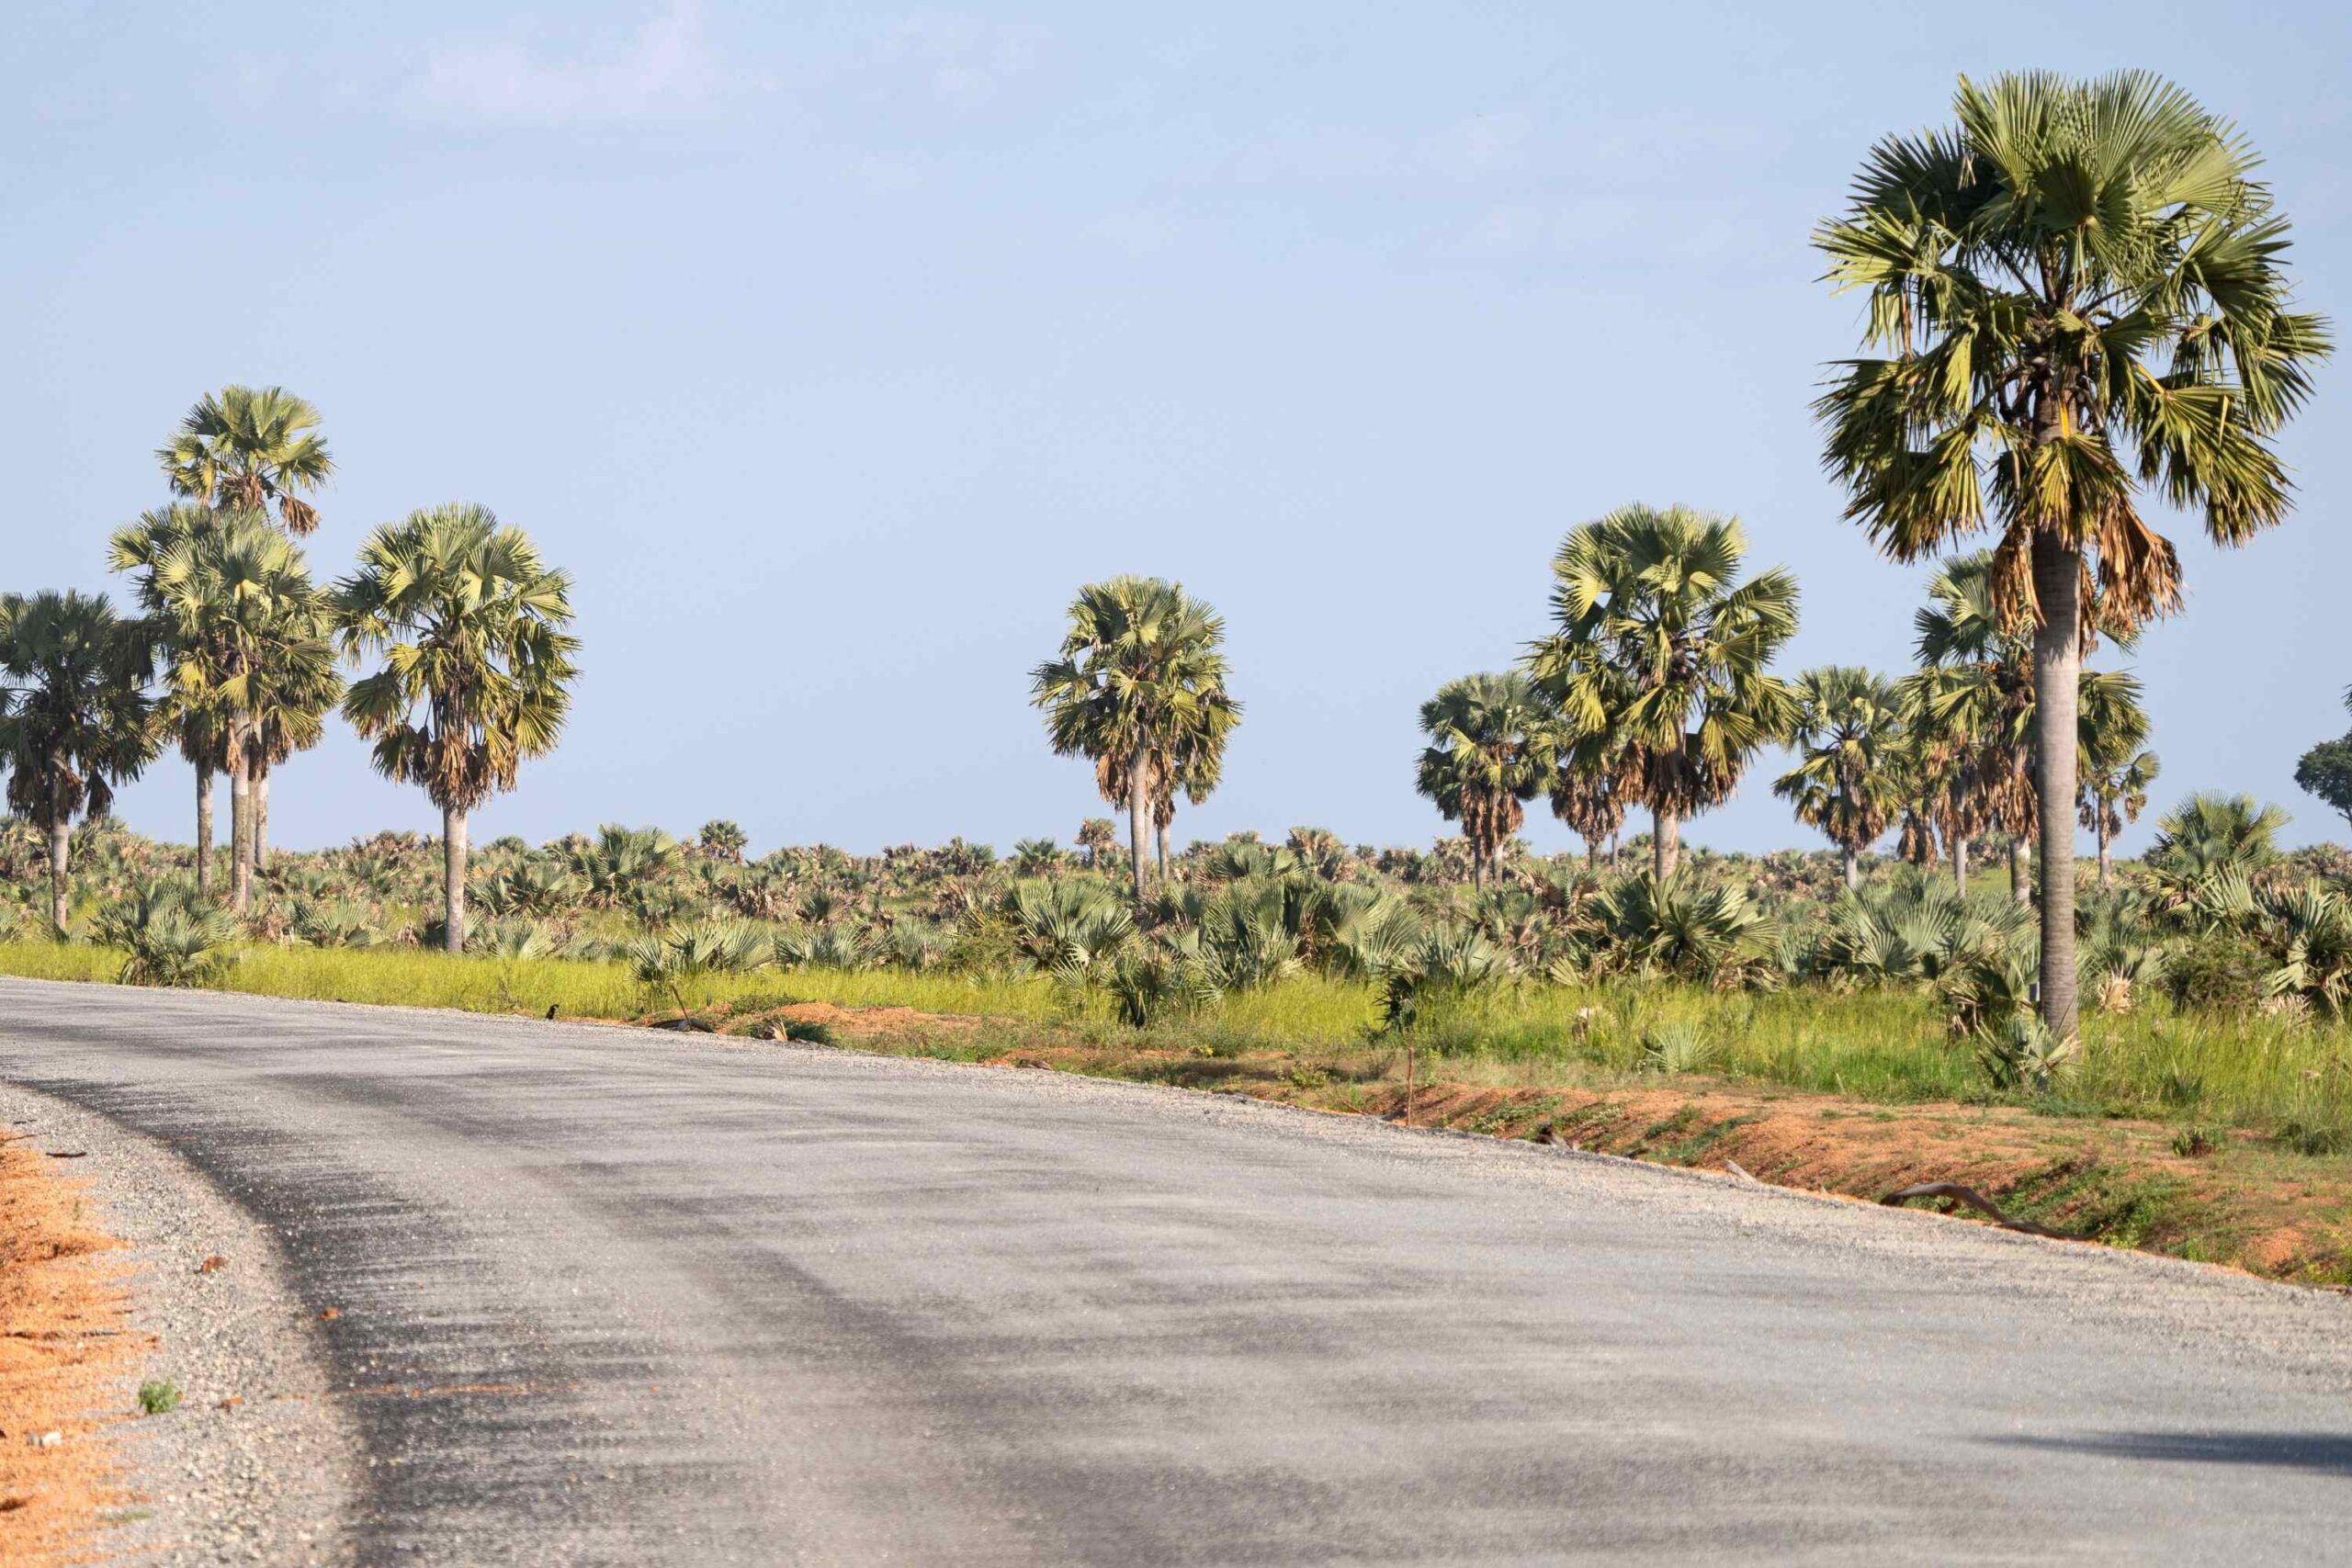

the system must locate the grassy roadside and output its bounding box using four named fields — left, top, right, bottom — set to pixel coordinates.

left=6, top=940, right=2351, bottom=1288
